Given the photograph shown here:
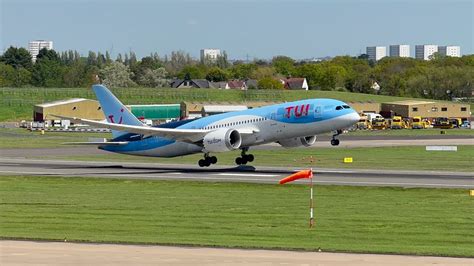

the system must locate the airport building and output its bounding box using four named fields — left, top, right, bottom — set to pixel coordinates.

left=347, top=101, right=381, bottom=114
left=389, top=45, right=410, bottom=57
left=28, top=40, right=53, bottom=62
left=415, top=45, right=438, bottom=60
left=438, top=46, right=461, bottom=57
left=128, top=104, right=181, bottom=121
left=200, top=48, right=221, bottom=63
left=381, top=100, right=470, bottom=121
left=33, top=98, right=104, bottom=122
left=366, top=46, right=387, bottom=61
